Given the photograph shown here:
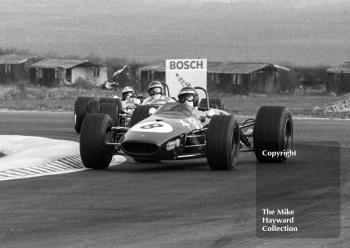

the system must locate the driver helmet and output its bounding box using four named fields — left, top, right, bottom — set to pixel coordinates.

left=147, top=81, right=163, bottom=97
left=122, top=86, right=136, bottom=100
left=178, top=87, right=199, bottom=108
